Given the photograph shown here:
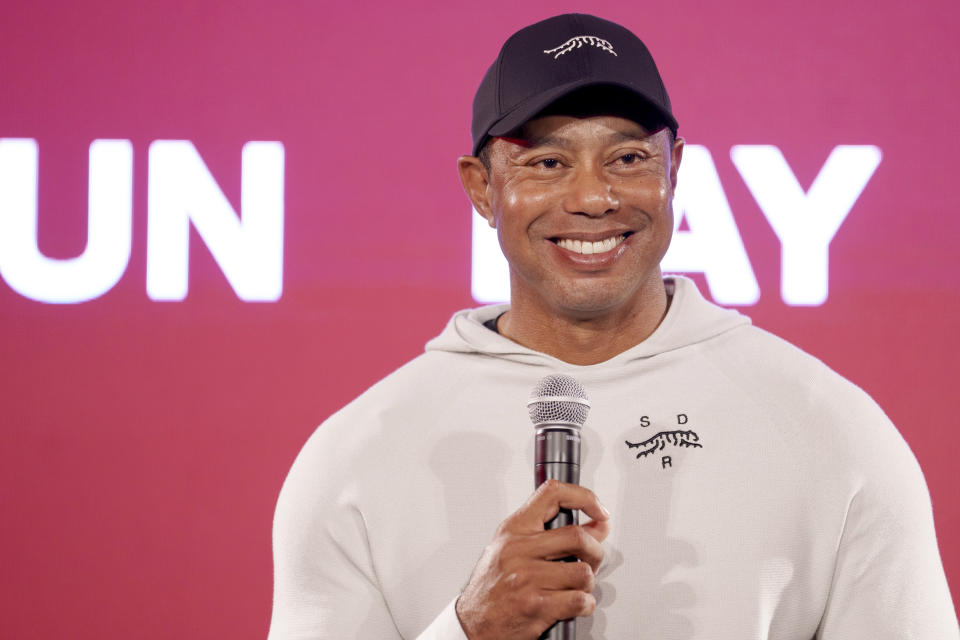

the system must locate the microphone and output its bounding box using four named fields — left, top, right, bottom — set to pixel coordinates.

left=527, top=374, right=591, bottom=640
